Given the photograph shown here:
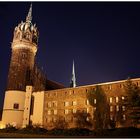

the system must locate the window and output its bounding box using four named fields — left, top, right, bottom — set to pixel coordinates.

left=123, top=114, right=126, bottom=120
left=53, top=110, right=57, bottom=115
left=69, top=90, right=72, bottom=95
left=122, top=96, right=125, bottom=100
left=48, top=110, right=51, bottom=115
left=109, top=85, right=112, bottom=90
left=52, top=101, right=57, bottom=107
left=72, top=101, right=77, bottom=106
left=65, top=109, right=69, bottom=114
left=110, top=97, right=113, bottom=103
left=73, top=109, right=77, bottom=113
left=87, top=108, right=89, bottom=113
left=13, top=103, right=19, bottom=109
left=122, top=106, right=125, bottom=111
left=116, top=105, right=119, bottom=111
left=94, top=99, right=96, bottom=104
left=52, top=117, right=57, bottom=122
left=110, top=106, right=113, bottom=112
left=86, top=100, right=89, bottom=105
left=64, top=102, right=69, bottom=107
left=110, top=115, right=113, bottom=120
left=116, top=97, right=119, bottom=103
left=48, top=102, right=51, bottom=107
